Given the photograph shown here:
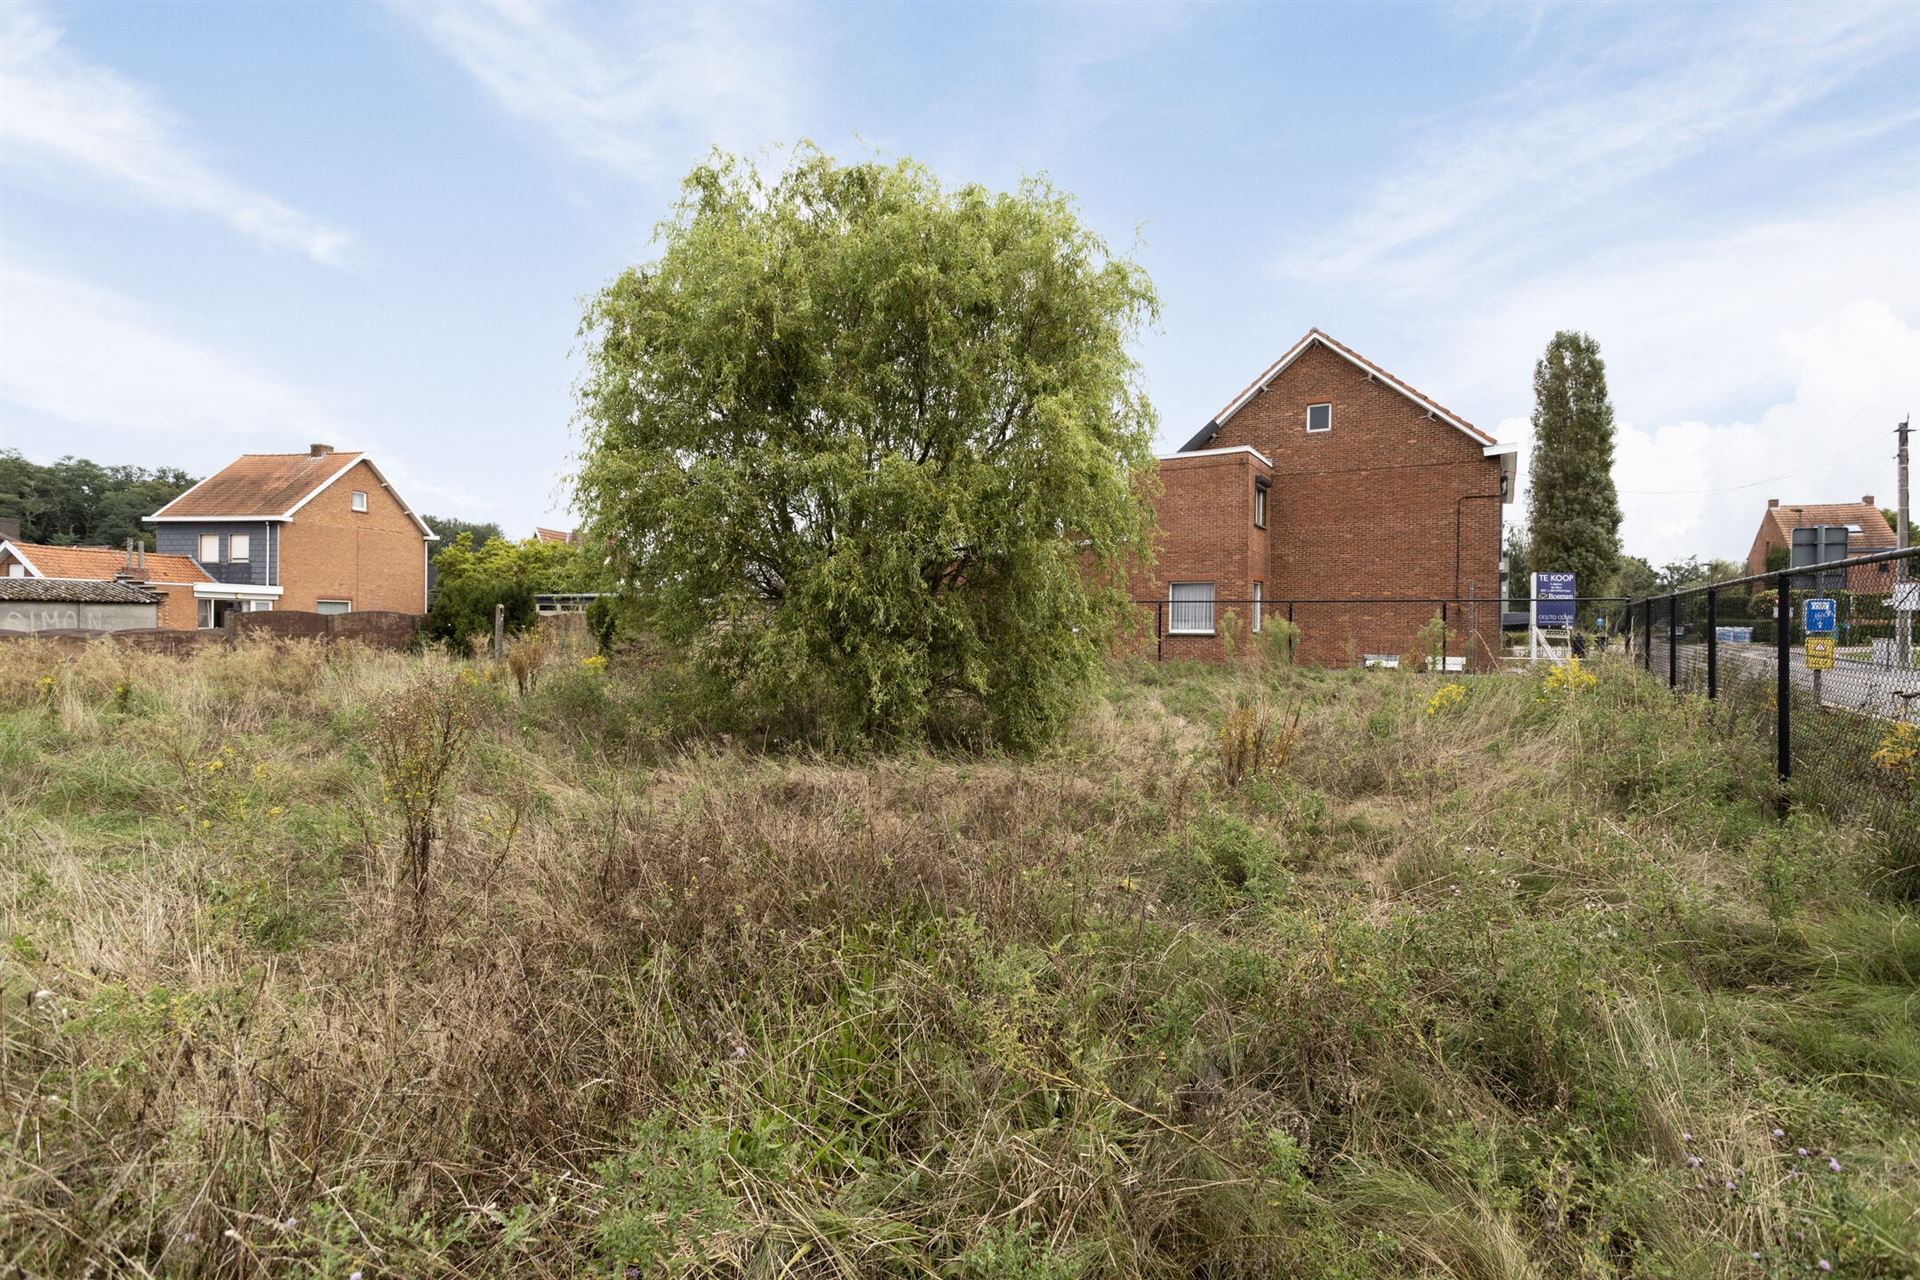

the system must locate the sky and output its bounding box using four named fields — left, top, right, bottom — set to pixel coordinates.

left=1, top=0, right=1916, bottom=566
